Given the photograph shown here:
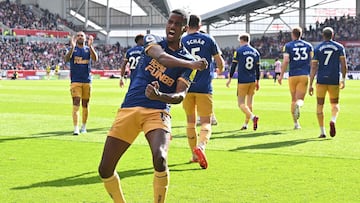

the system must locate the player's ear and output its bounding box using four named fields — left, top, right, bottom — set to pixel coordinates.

left=182, top=25, right=188, bottom=33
